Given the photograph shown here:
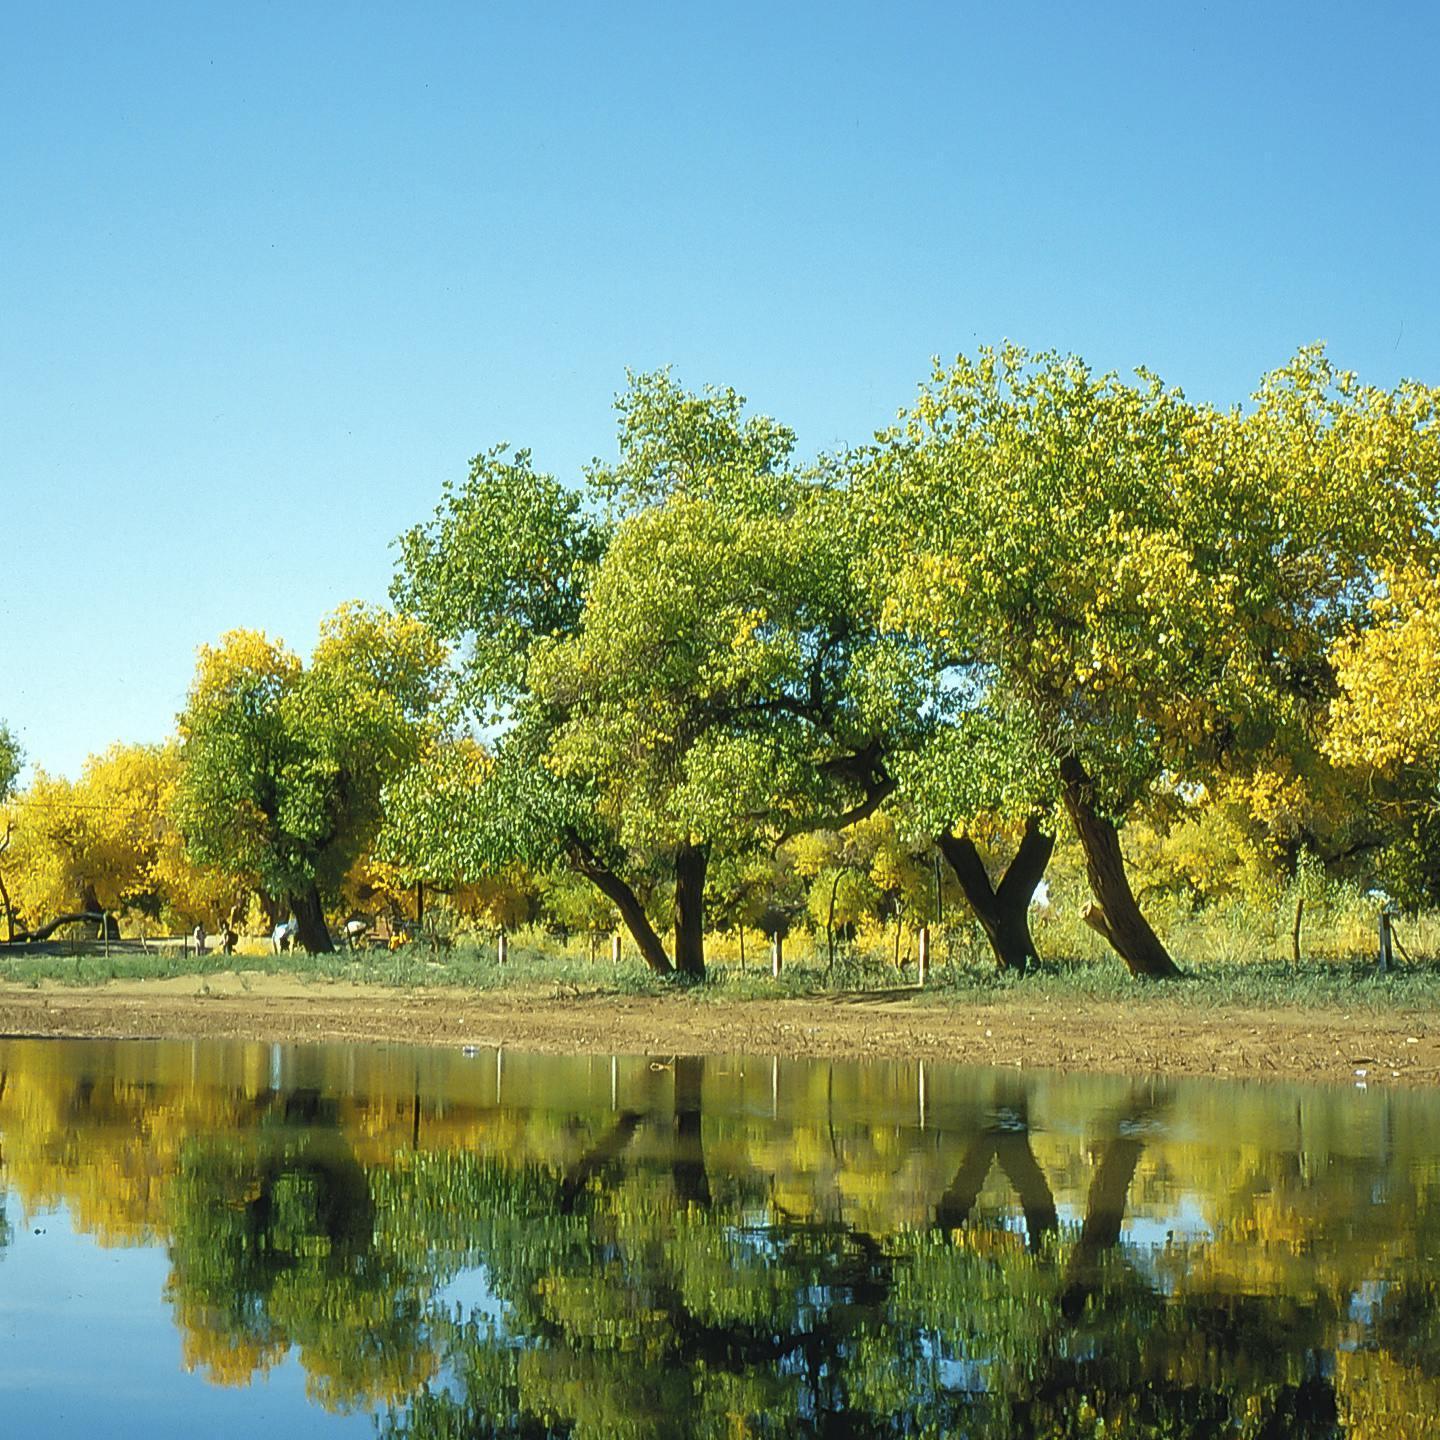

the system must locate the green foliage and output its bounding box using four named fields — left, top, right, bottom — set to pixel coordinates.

left=392, top=447, right=608, bottom=713
left=387, top=372, right=916, bottom=976
left=870, top=343, right=1440, bottom=817
left=174, top=604, right=446, bottom=914
left=0, top=720, right=21, bottom=799
left=585, top=367, right=798, bottom=517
